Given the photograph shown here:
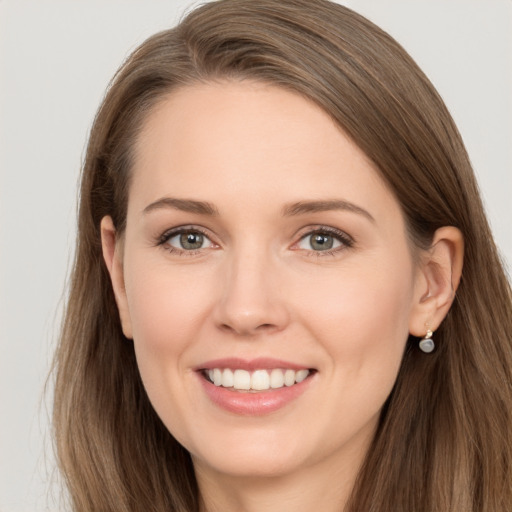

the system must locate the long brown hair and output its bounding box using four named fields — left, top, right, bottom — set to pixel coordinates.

left=52, top=1, right=512, bottom=510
